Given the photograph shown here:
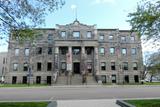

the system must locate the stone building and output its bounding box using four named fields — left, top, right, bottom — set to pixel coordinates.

left=0, top=52, right=8, bottom=83
left=6, top=20, right=143, bottom=85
